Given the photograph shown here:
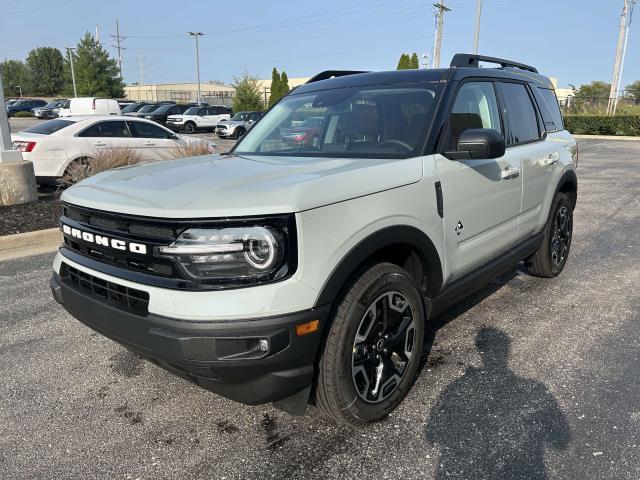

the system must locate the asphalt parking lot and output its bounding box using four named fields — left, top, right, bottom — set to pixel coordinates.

left=1, top=138, right=639, bottom=479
